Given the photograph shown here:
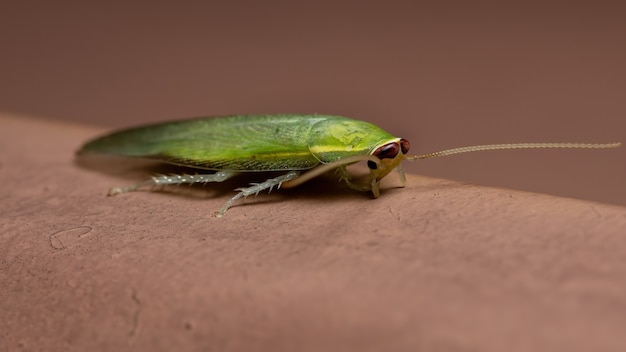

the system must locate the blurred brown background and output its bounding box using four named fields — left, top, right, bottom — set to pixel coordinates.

left=1, top=1, right=624, bottom=205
